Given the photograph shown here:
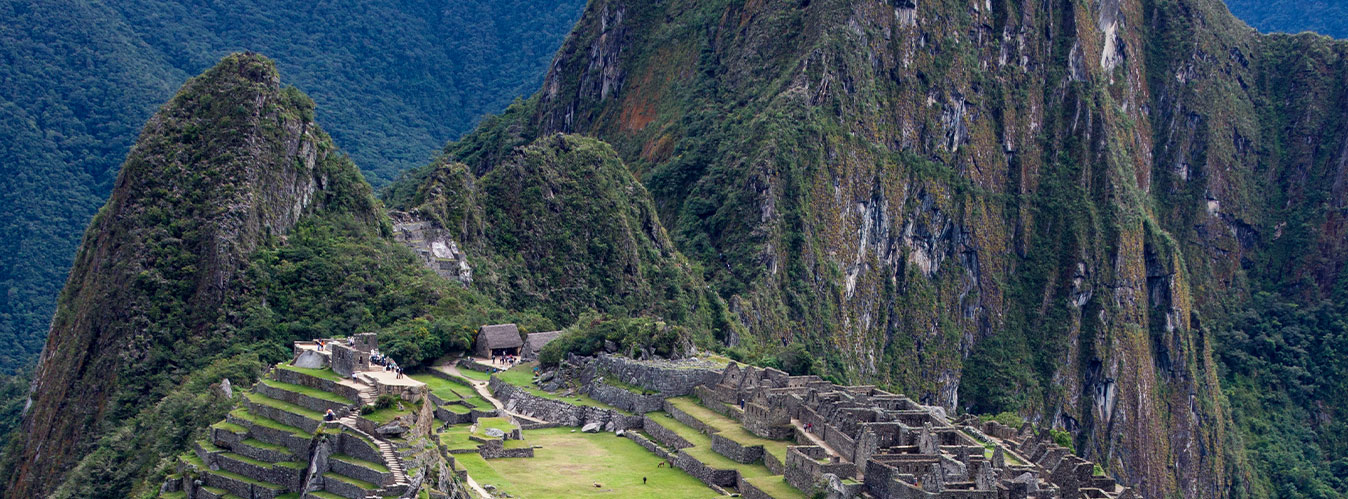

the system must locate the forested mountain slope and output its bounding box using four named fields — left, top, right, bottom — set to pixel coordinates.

left=410, top=0, right=1348, bottom=496
left=0, top=0, right=584, bottom=373
left=0, top=53, right=733, bottom=498
left=1224, top=0, right=1348, bottom=39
